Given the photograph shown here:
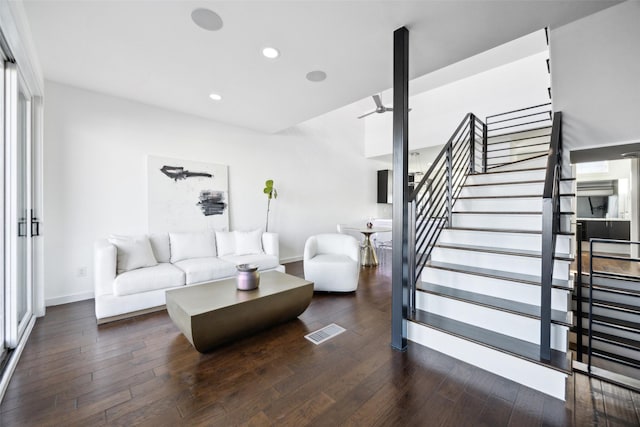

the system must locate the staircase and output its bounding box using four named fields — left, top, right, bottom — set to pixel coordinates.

left=407, top=105, right=574, bottom=400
